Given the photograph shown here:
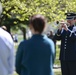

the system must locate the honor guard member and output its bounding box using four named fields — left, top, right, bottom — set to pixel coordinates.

left=55, top=13, right=76, bottom=75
